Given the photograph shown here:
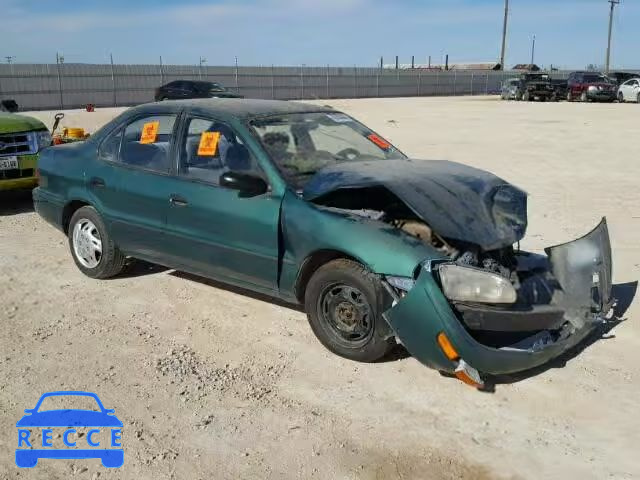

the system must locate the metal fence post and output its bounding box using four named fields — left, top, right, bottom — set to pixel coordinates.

left=376, top=71, right=380, bottom=97
left=159, top=56, right=164, bottom=85
left=436, top=70, right=440, bottom=96
left=234, top=56, right=239, bottom=94
left=353, top=65, right=357, bottom=98
left=110, top=53, right=116, bottom=107
left=417, top=70, right=422, bottom=96
left=55, top=53, right=64, bottom=109
left=271, top=65, right=275, bottom=99
left=485, top=72, right=489, bottom=95
left=326, top=64, right=330, bottom=98
left=301, top=66, right=304, bottom=99
left=470, top=72, right=474, bottom=96
left=453, top=70, right=457, bottom=96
